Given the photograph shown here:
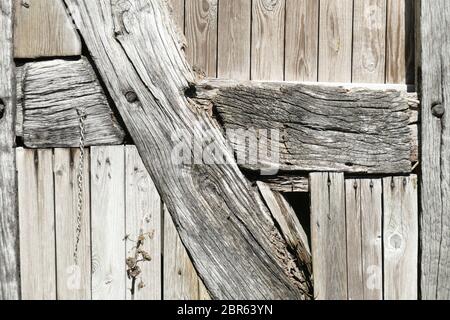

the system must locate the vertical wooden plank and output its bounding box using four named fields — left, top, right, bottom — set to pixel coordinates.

left=285, top=0, right=319, bottom=81
left=251, top=0, right=285, bottom=80
left=345, top=179, right=383, bottom=300
left=217, top=0, right=251, bottom=80
left=14, top=0, right=81, bottom=58
left=0, top=0, right=20, bottom=300
left=417, top=0, right=450, bottom=300
left=54, top=149, right=91, bottom=300
left=318, top=0, right=353, bottom=82
left=359, top=180, right=383, bottom=300
left=125, top=146, right=162, bottom=300
left=383, top=176, right=418, bottom=300
left=185, top=0, right=218, bottom=77
left=167, top=0, right=185, bottom=31
left=17, top=148, right=56, bottom=300
left=345, top=180, right=364, bottom=299
left=91, top=146, right=126, bottom=300
left=163, top=205, right=199, bottom=300
left=352, top=0, right=387, bottom=83
left=386, top=0, right=415, bottom=84
left=310, top=172, right=347, bottom=300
